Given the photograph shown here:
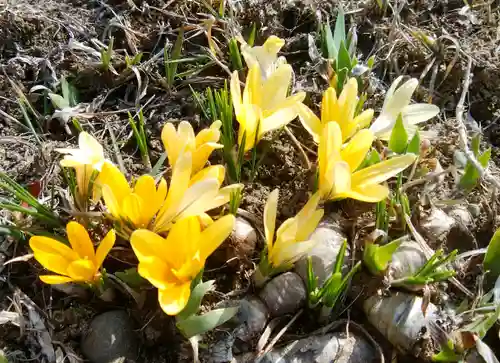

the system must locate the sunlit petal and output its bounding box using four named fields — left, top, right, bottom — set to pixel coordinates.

left=295, top=209, right=324, bottom=242
left=199, top=214, right=235, bottom=261
left=403, top=104, right=440, bottom=125
left=384, top=78, right=418, bottom=119
left=297, top=103, right=321, bottom=142
left=264, top=189, right=279, bottom=253
left=40, top=275, right=74, bottom=284
left=341, top=183, right=390, bottom=202
left=321, top=87, right=338, bottom=123
left=137, top=257, right=173, bottom=290
left=130, top=229, right=171, bottom=265
left=95, top=229, right=115, bottom=269
left=260, top=63, right=293, bottom=110
left=66, top=221, right=95, bottom=260
left=67, top=259, right=96, bottom=282
left=230, top=71, right=242, bottom=116
left=332, top=161, right=351, bottom=195
left=341, top=129, right=374, bottom=172
left=158, top=282, right=191, bottom=316
left=351, top=154, right=416, bottom=188
left=33, top=252, right=72, bottom=276
left=98, top=163, right=130, bottom=201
